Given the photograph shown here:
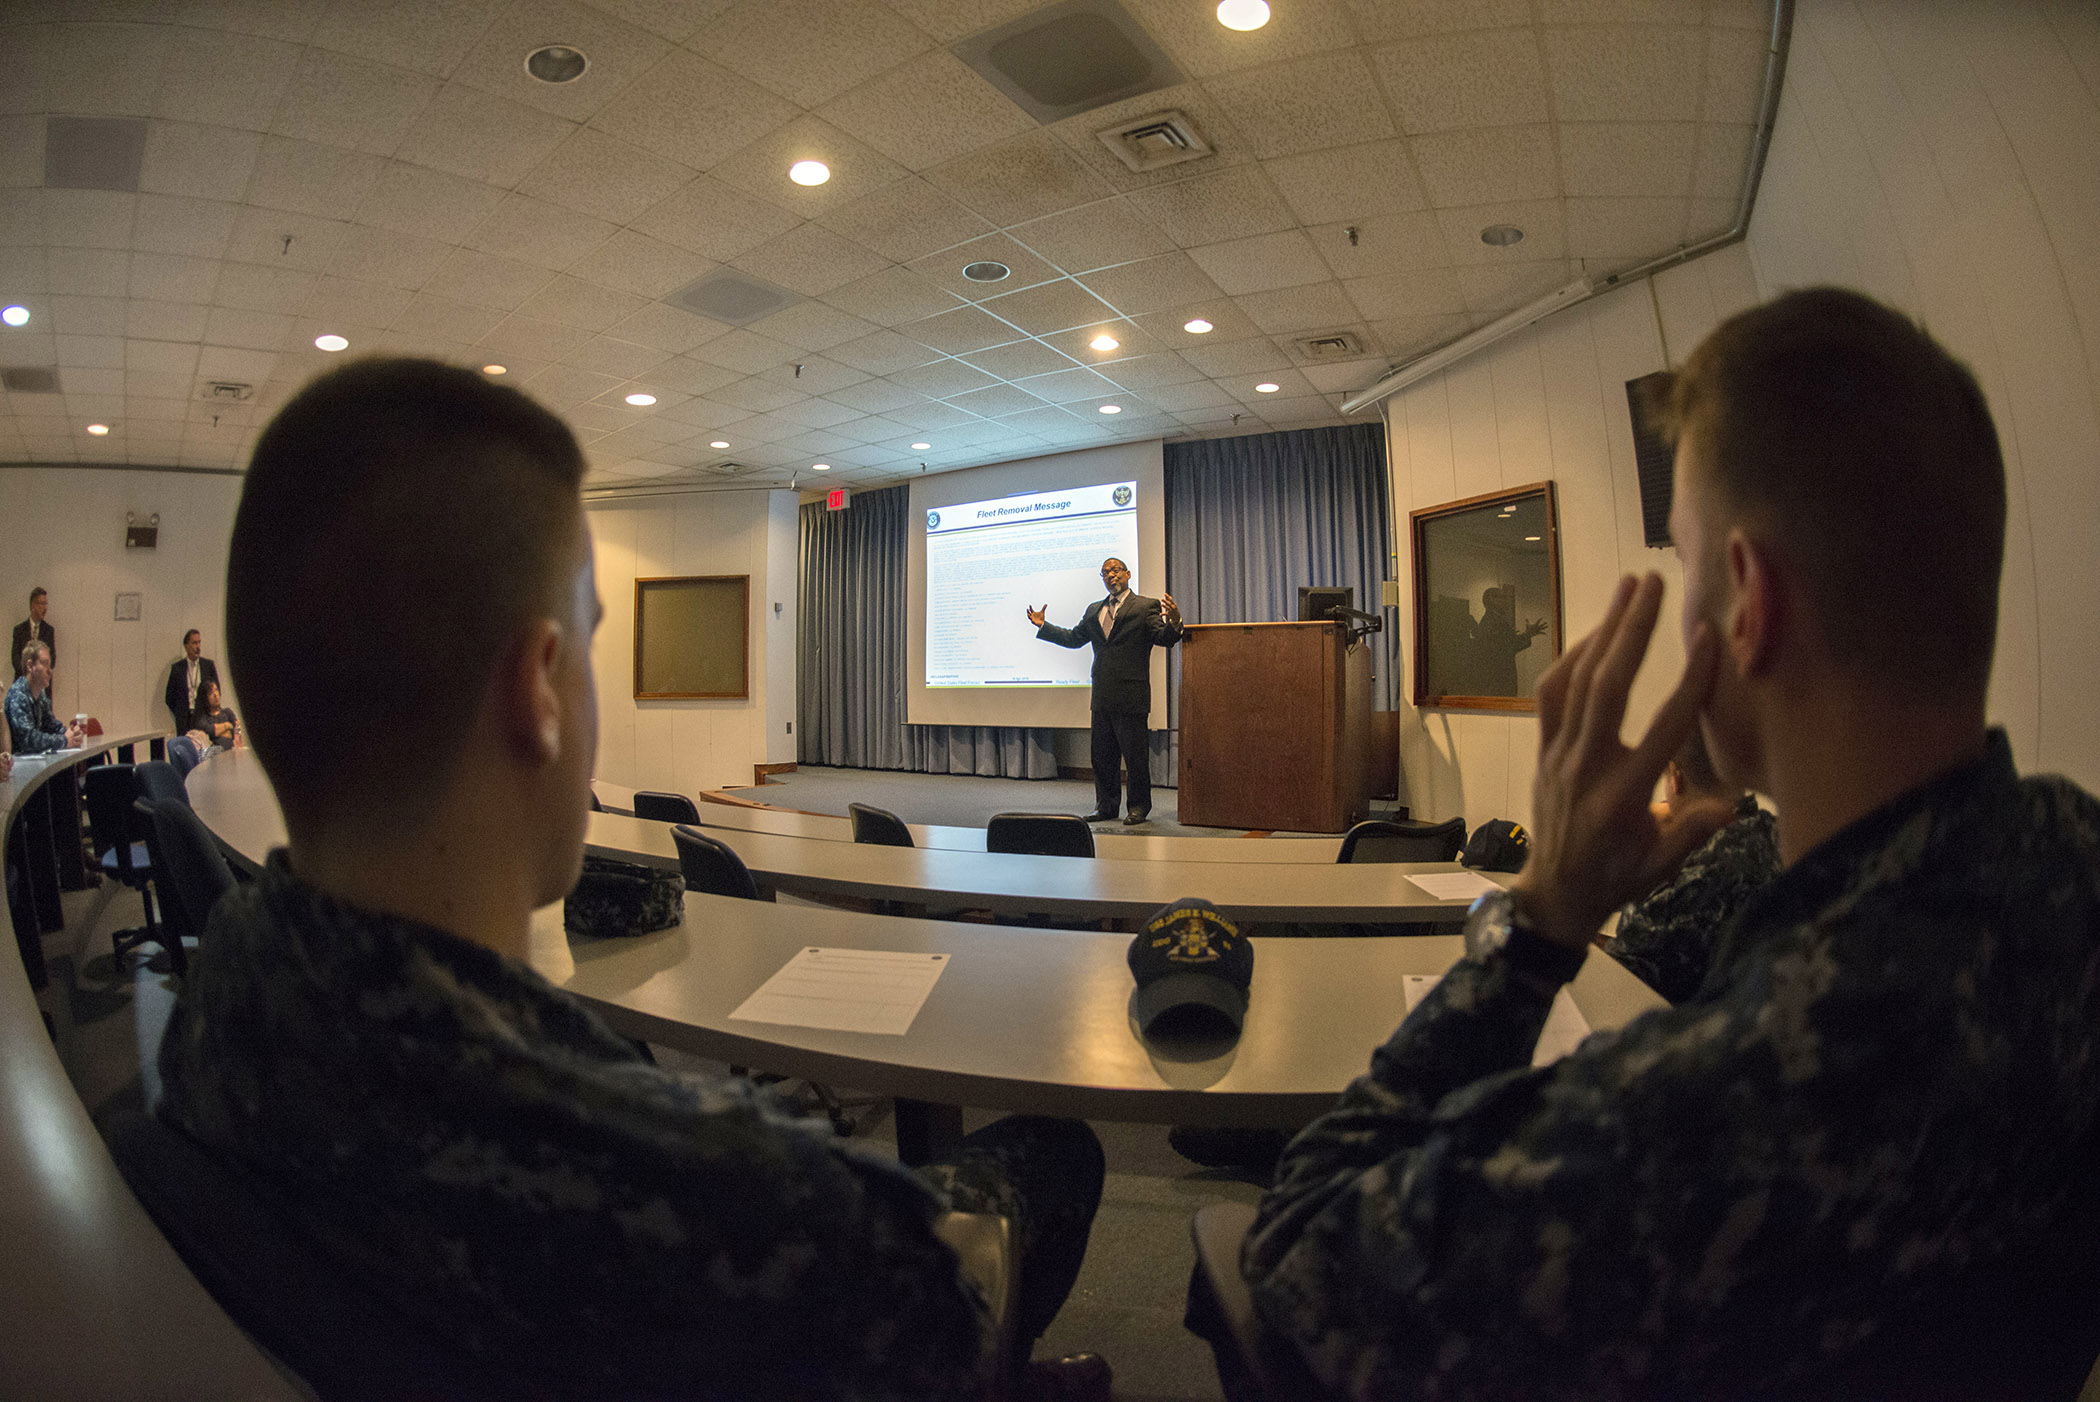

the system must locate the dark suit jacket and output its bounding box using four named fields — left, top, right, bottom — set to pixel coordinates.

left=165, top=656, right=220, bottom=732
left=10, top=618, right=53, bottom=680
left=1036, top=592, right=1182, bottom=715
